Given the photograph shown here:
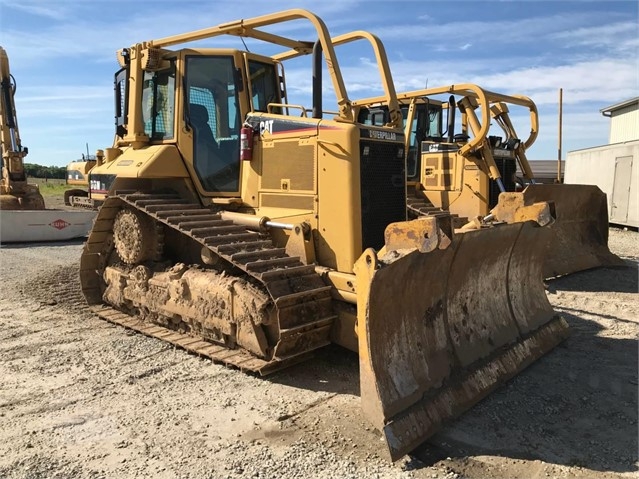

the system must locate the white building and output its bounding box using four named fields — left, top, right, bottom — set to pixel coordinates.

left=565, top=97, right=638, bottom=228
left=601, top=97, right=639, bottom=144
